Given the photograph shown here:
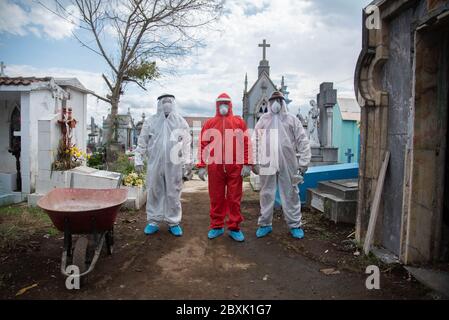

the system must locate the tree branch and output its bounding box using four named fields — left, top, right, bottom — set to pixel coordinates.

left=123, top=77, right=147, bottom=91
left=90, top=91, right=111, bottom=103
left=102, top=74, right=114, bottom=91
